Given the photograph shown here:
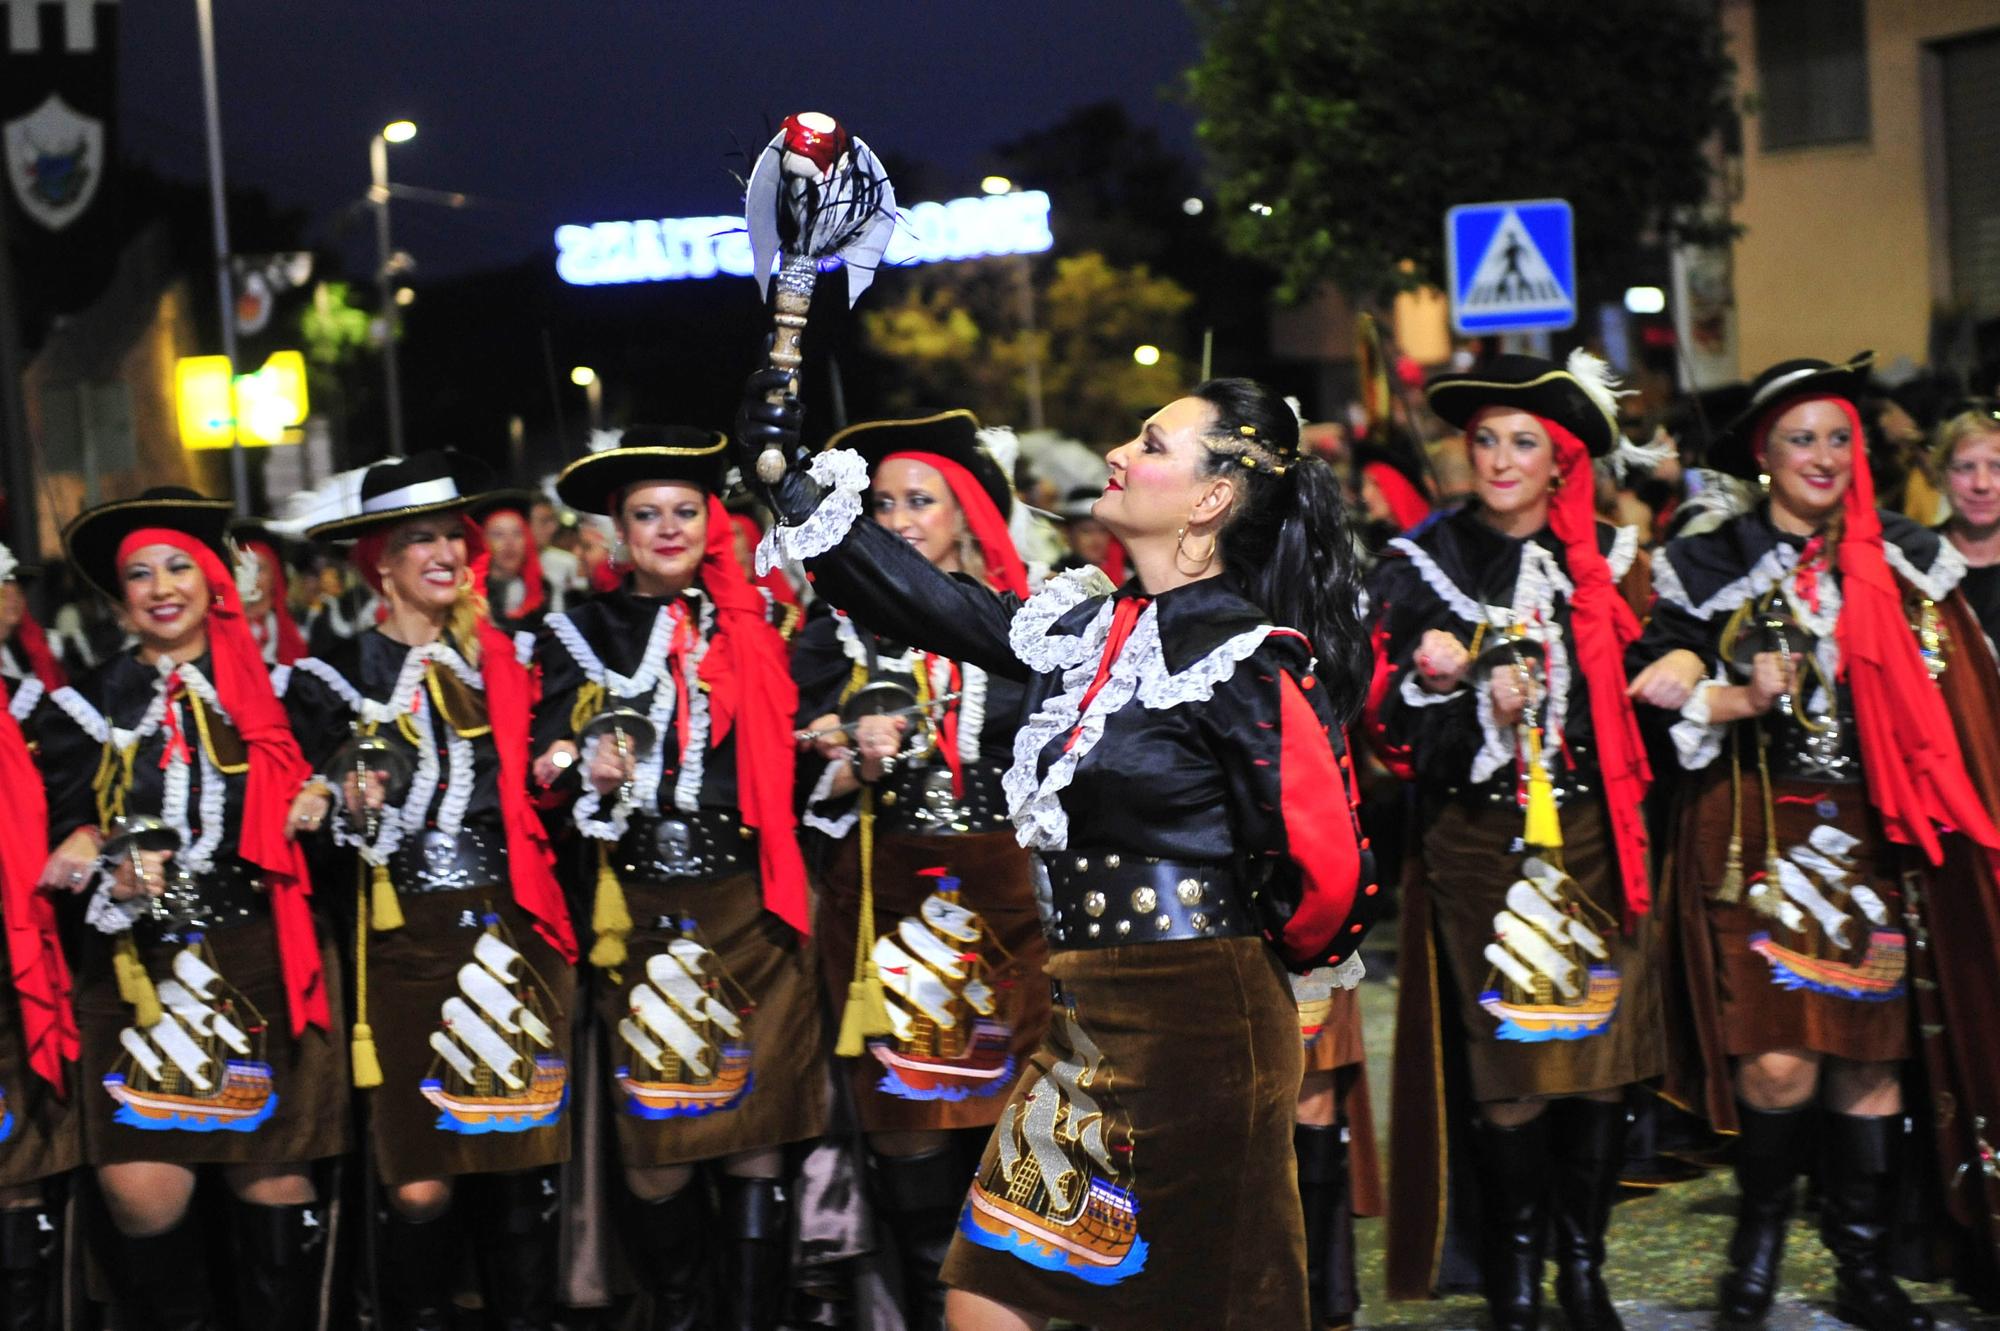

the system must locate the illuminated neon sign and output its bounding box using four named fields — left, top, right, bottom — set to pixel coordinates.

left=554, top=190, right=1054, bottom=287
